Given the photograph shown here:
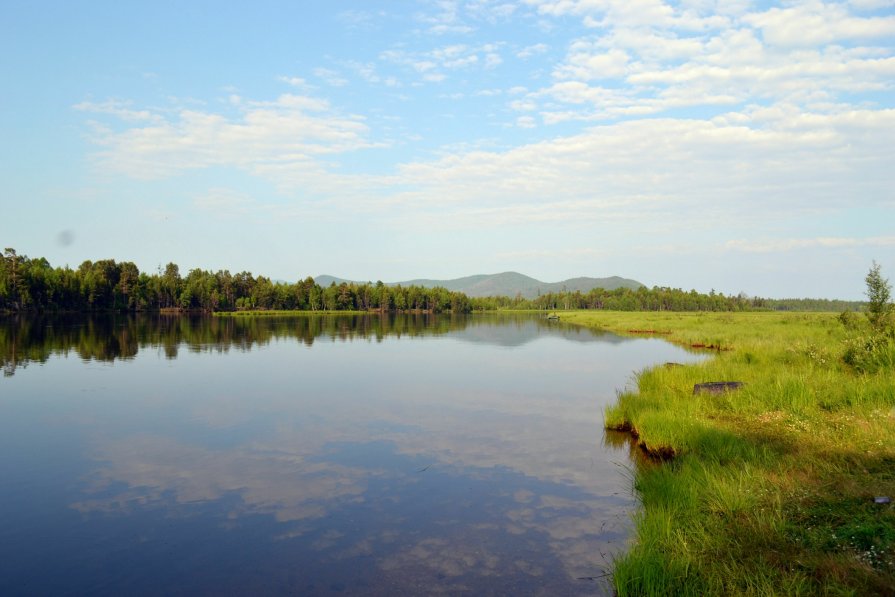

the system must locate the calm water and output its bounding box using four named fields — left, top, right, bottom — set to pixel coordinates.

left=0, top=314, right=702, bottom=596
